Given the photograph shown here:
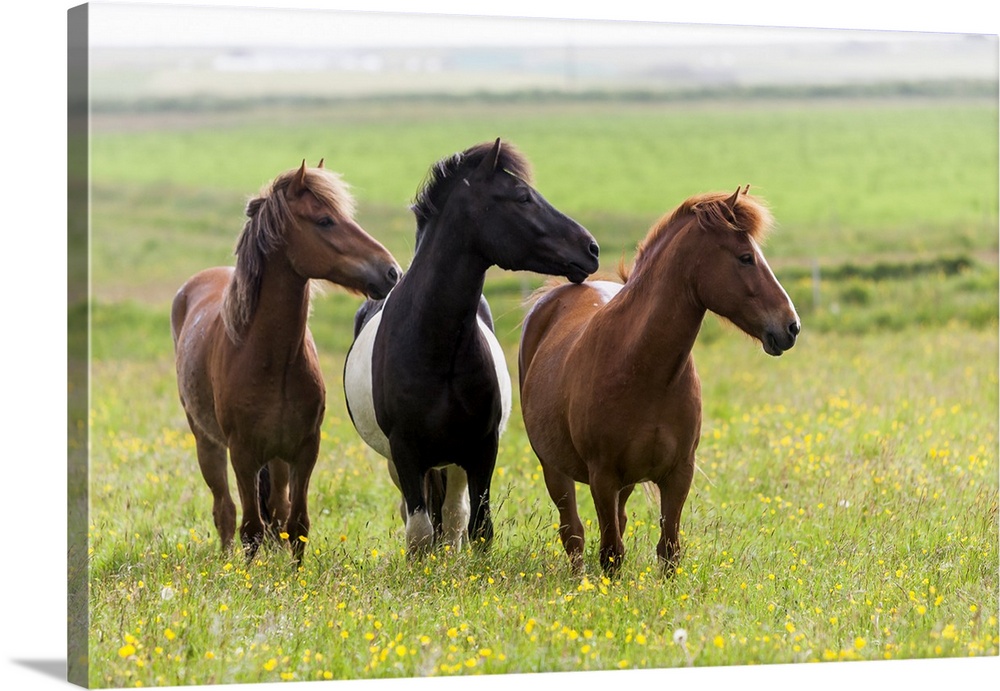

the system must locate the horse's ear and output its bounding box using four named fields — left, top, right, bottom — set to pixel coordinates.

left=743, top=184, right=751, bottom=196
left=317, top=158, right=325, bottom=169
left=473, top=138, right=502, bottom=180
left=290, top=159, right=308, bottom=196
left=725, top=187, right=741, bottom=209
